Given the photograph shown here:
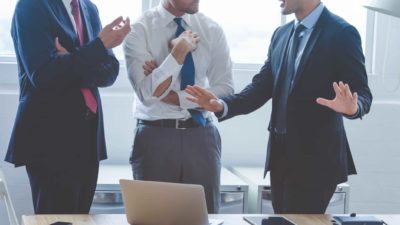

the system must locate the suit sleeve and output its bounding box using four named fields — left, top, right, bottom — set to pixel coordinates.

left=333, top=25, right=373, bottom=119
left=218, top=30, right=277, bottom=121
left=78, top=4, right=119, bottom=88
left=12, top=1, right=117, bottom=91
